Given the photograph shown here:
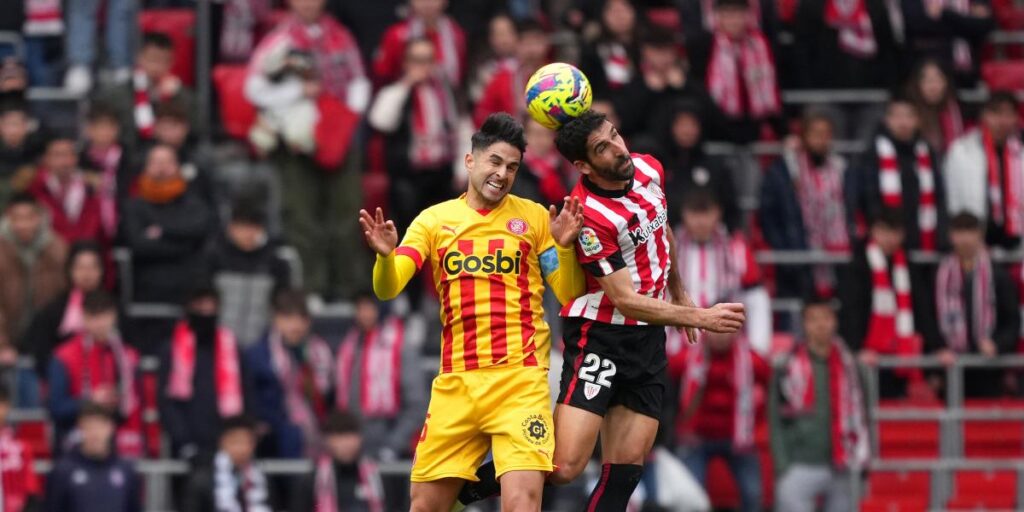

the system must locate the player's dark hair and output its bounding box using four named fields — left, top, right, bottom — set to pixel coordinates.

left=800, top=108, right=834, bottom=135
left=0, top=94, right=28, bottom=117
left=472, top=112, right=527, bottom=155
left=681, top=189, right=721, bottom=212
left=323, top=410, right=362, bottom=435
left=885, top=90, right=916, bottom=112
left=230, top=200, right=267, bottom=226
left=83, top=290, right=118, bottom=316
left=555, top=110, right=607, bottom=164
left=141, top=32, right=174, bottom=51
left=984, top=90, right=1019, bottom=113
left=950, top=211, right=983, bottom=231
left=86, top=103, right=120, bottom=125
left=639, top=24, right=677, bottom=49
left=873, top=207, right=905, bottom=231
left=220, top=414, right=258, bottom=436
left=272, top=288, right=310, bottom=318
